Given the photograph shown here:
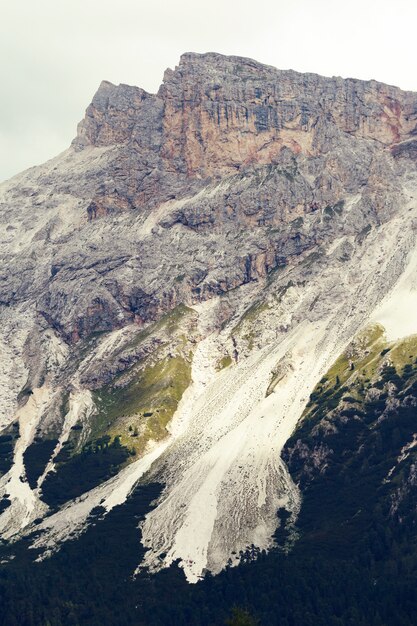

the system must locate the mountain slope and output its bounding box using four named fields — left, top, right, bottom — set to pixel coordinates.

left=0, top=52, right=417, bottom=586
